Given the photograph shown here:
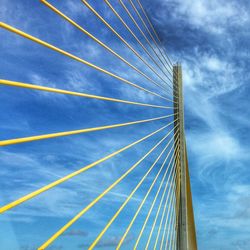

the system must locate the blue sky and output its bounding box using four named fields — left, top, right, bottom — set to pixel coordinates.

left=0, top=0, right=250, bottom=250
